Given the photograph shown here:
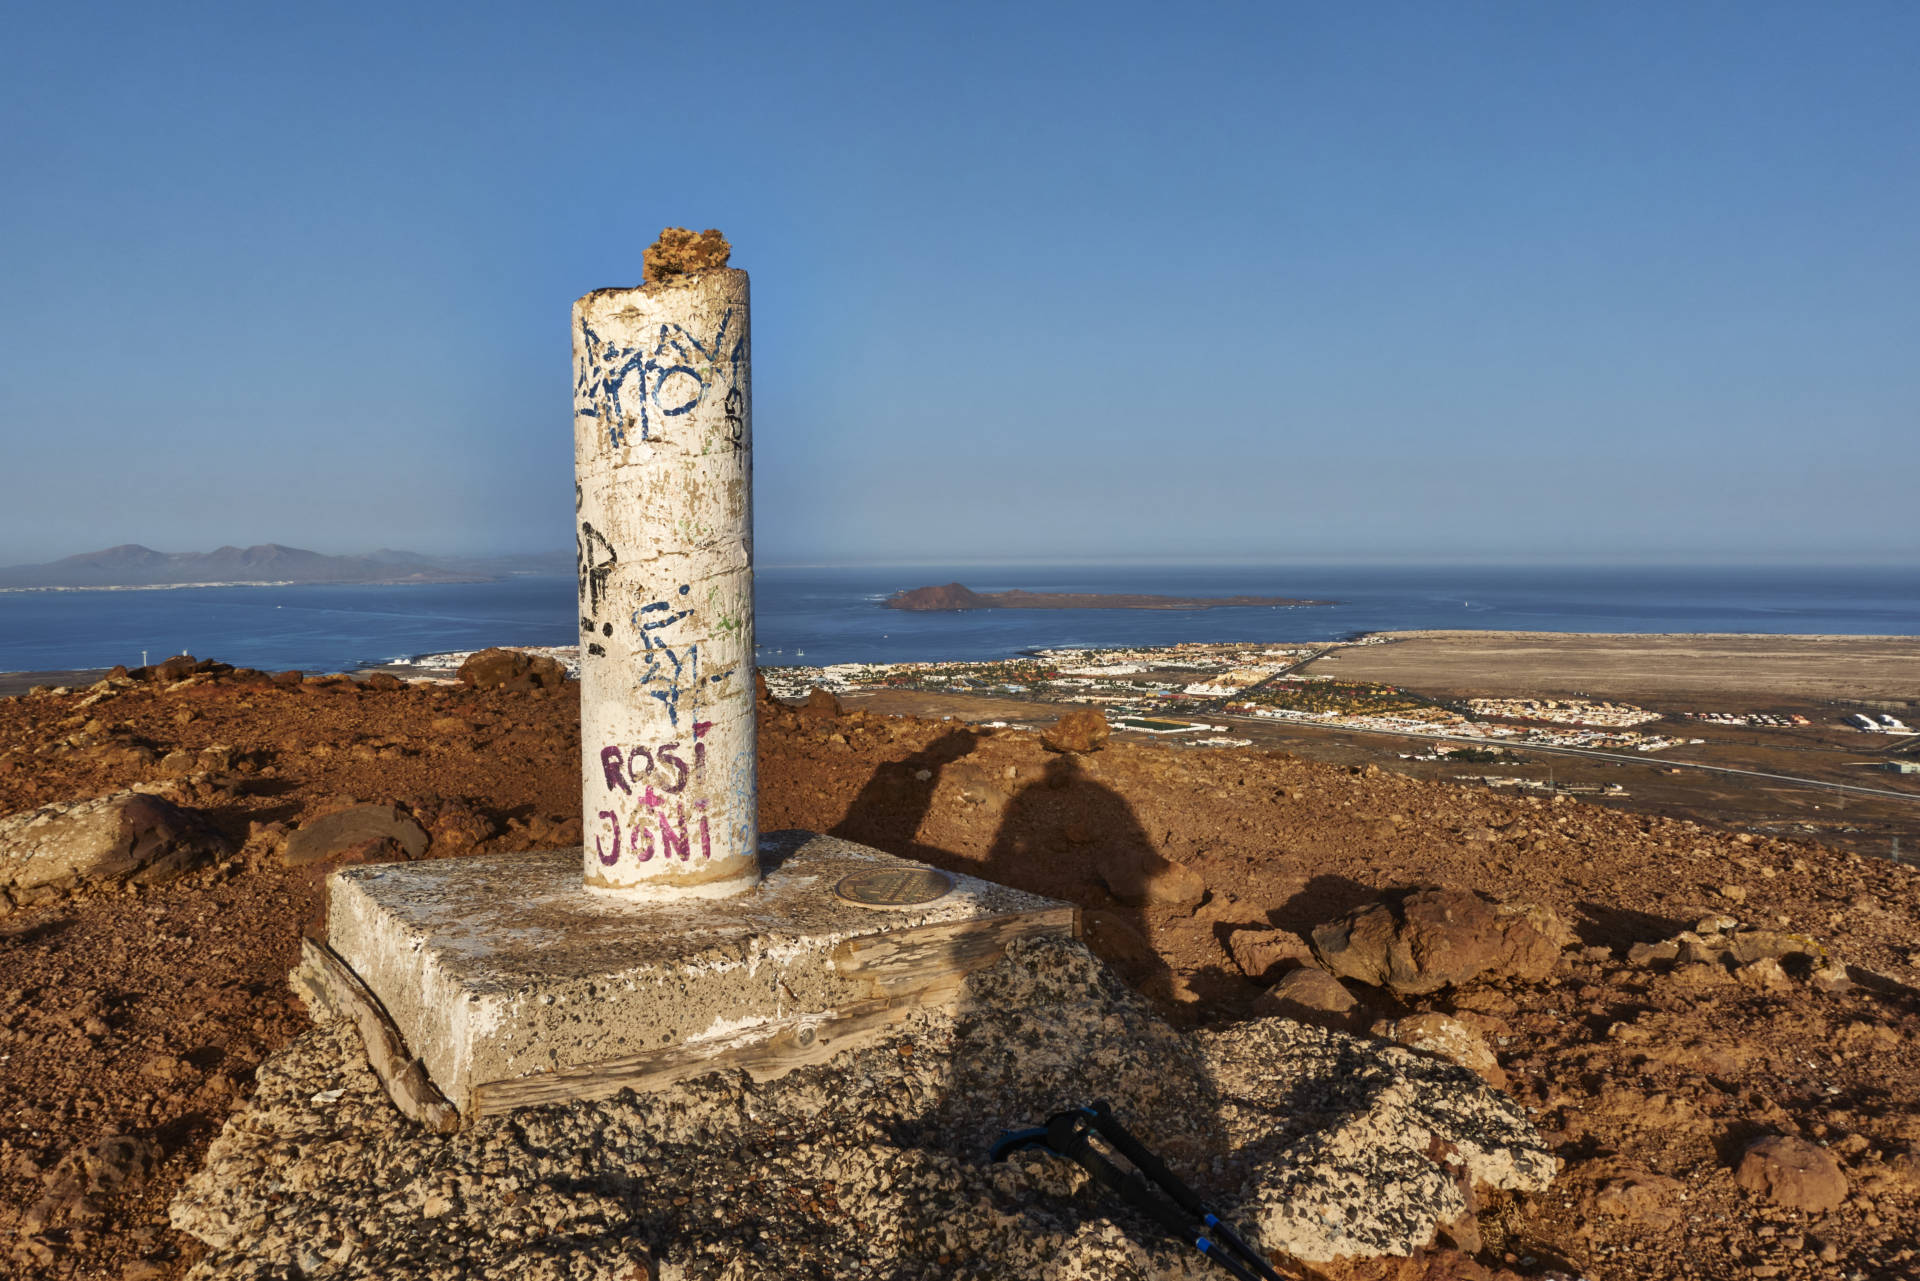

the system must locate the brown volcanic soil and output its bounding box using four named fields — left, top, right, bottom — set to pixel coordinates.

left=0, top=672, right=1917, bottom=1279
